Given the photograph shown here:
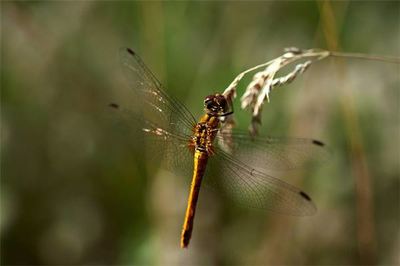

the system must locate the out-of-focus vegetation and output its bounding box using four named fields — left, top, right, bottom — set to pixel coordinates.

left=1, top=1, right=399, bottom=265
